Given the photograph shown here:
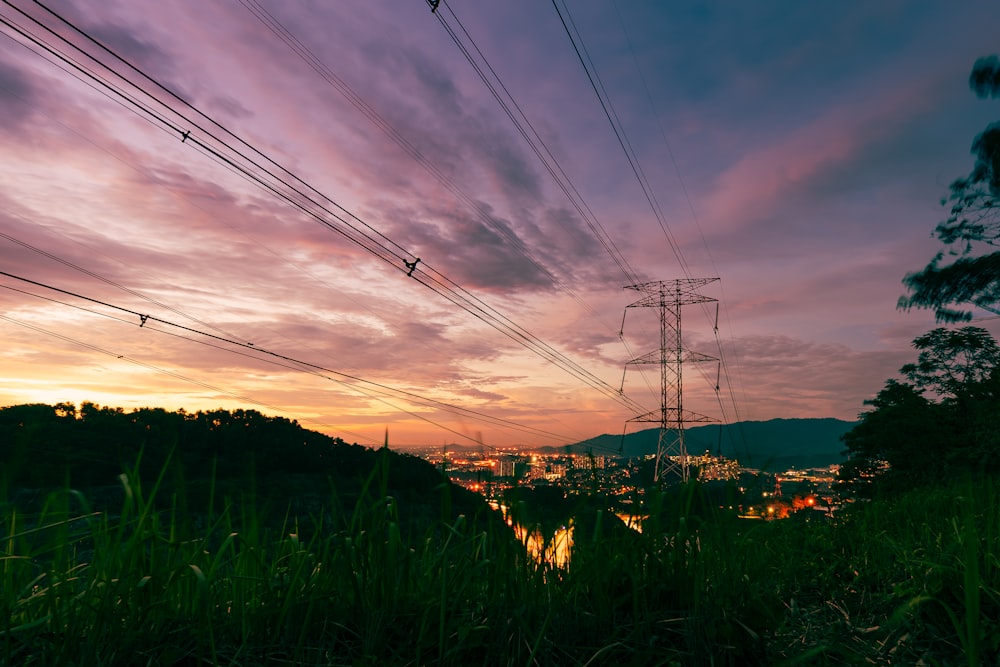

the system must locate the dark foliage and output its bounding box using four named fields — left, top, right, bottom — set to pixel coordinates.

left=840, top=327, right=1000, bottom=495
left=970, top=54, right=1000, bottom=99
left=0, top=402, right=492, bottom=536
left=901, top=55, right=1000, bottom=321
